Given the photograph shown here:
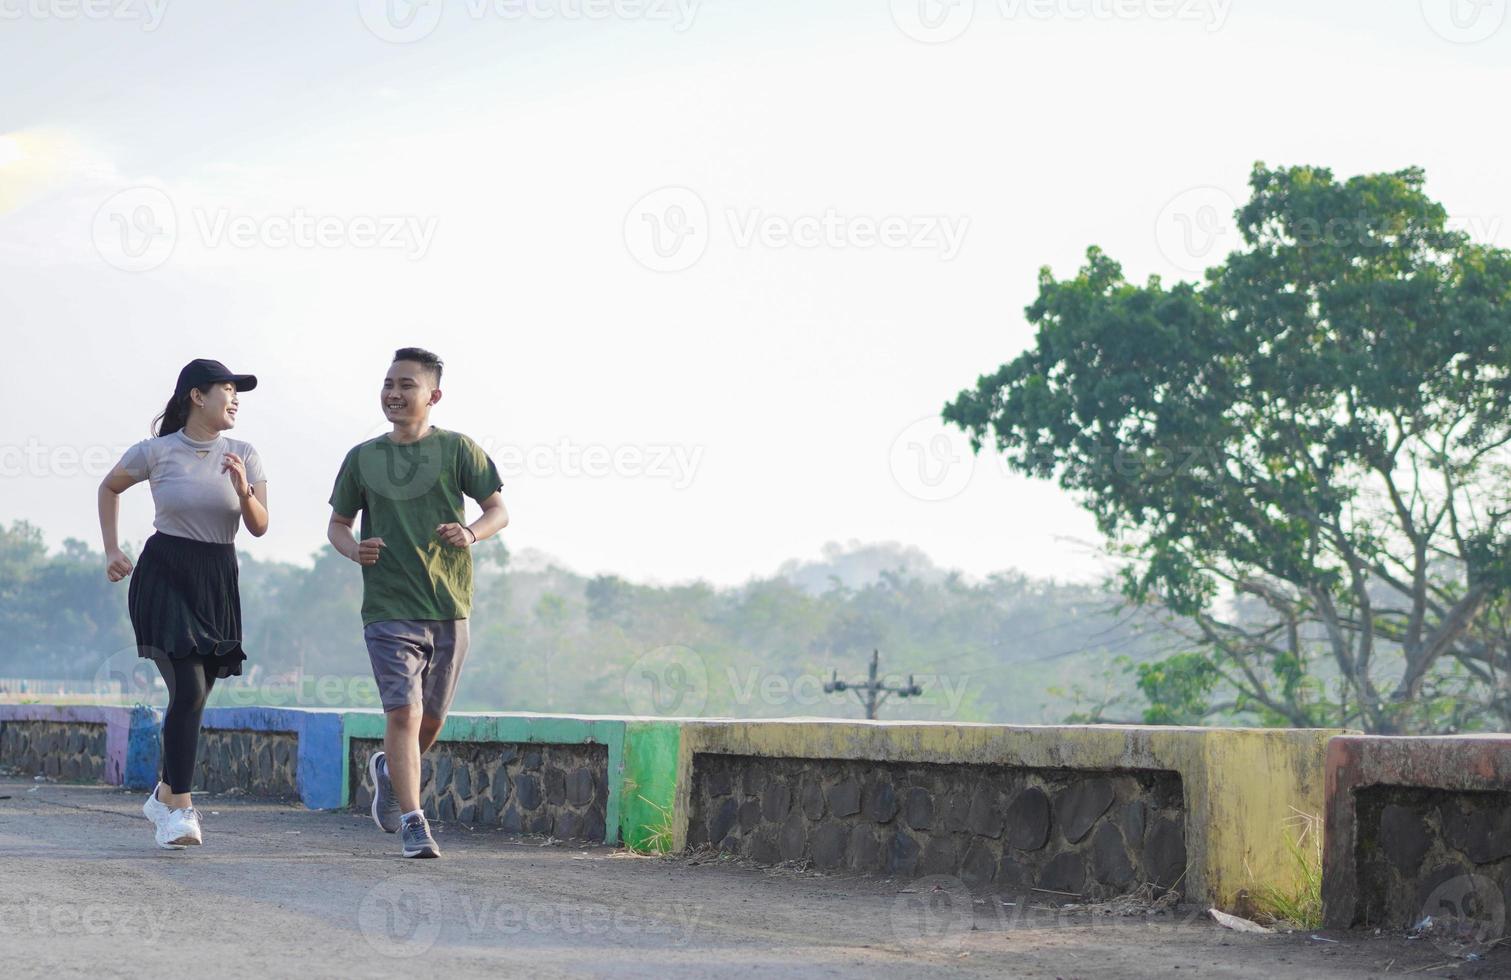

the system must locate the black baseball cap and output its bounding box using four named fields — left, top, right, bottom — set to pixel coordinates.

left=175, top=358, right=258, bottom=397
